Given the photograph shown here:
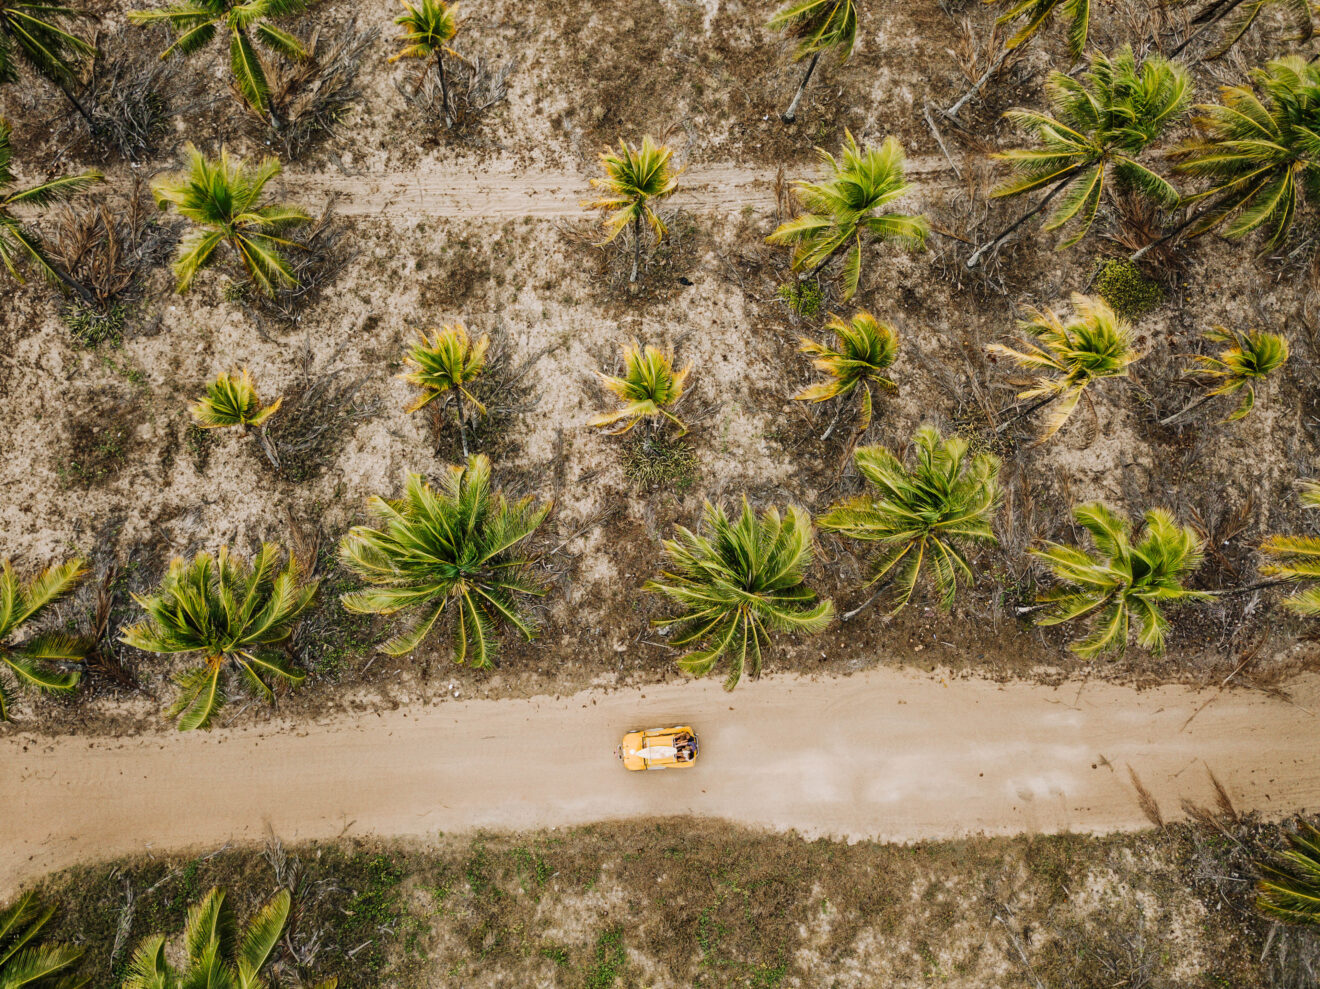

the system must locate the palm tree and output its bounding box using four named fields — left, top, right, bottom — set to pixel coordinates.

left=0, top=891, right=84, bottom=988
left=124, top=886, right=334, bottom=989
left=818, top=425, right=1000, bottom=611
left=1175, top=57, right=1320, bottom=249
left=986, top=293, right=1141, bottom=443
left=794, top=309, right=898, bottom=440
left=1259, top=480, right=1320, bottom=616
left=0, top=557, right=87, bottom=722
left=400, top=323, right=488, bottom=457
left=0, top=119, right=100, bottom=298
left=767, top=131, right=928, bottom=301
left=1256, top=820, right=1320, bottom=927
left=768, top=0, right=857, bottom=124
left=969, top=46, right=1190, bottom=266
left=645, top=500, right=833, bottom=690
left=191, top=368, right=282, bottom=429
left=389, top=0, right=460, bottom=128
left=589, top=341, right=691, bottom=437
left=0, top=1, right=96, bottom=127
left=128, top=0, right=313, bottom=124
left=1032, top=502, right=1210, bottom=658
left=991, top=0, right=1092, bottom=59
left=120, top=544, right=318, bottom=730
left=152, top=144, right=309, bottom=296
left=584, top=136, right=680, bottom=283
left=339, top=455, right=550, bottom=667
left=1165, top=326, right=1289, bottom=424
